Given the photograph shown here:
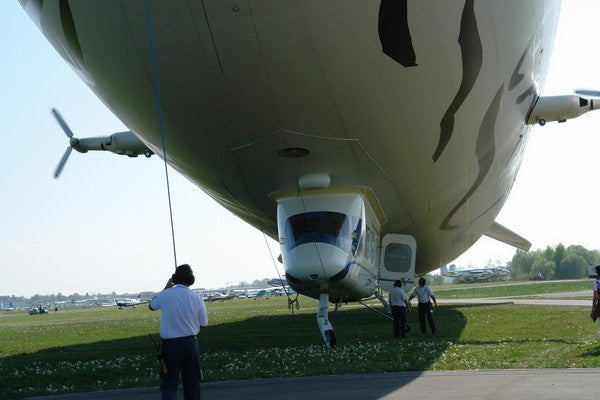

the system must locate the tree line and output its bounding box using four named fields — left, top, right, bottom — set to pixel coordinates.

left=508, top=244, right=600, bottom=280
